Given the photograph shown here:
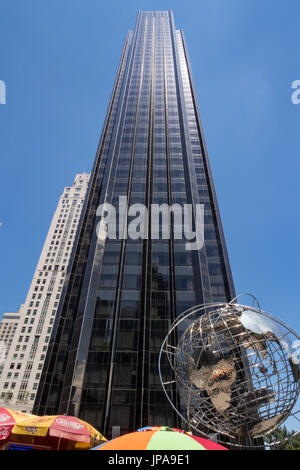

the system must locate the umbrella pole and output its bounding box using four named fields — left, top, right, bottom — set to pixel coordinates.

left=57, top=438, right=61, bottom=450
